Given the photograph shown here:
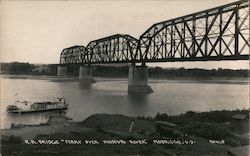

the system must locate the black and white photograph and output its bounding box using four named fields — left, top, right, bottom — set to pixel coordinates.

left=0, top=0, right=249, bottom=155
